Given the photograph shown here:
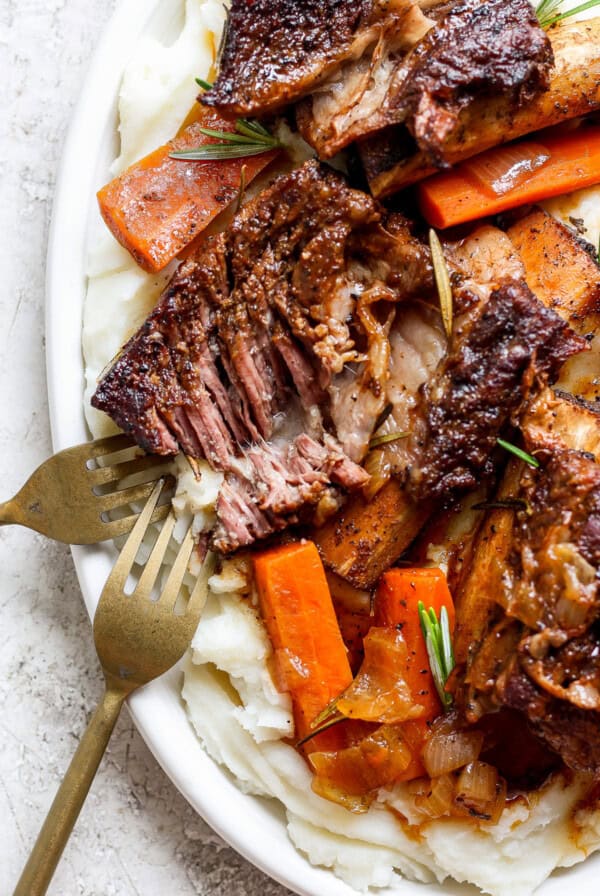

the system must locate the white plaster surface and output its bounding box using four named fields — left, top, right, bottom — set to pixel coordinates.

left=0, top=2, right=292, bottom=893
